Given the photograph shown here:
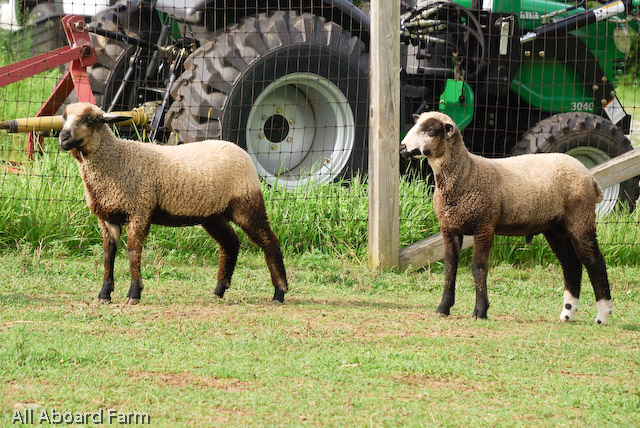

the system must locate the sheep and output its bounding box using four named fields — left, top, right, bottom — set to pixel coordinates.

left=59, top=102, right=288, bottom=305
left=399, top=111, right=613, bottom=324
